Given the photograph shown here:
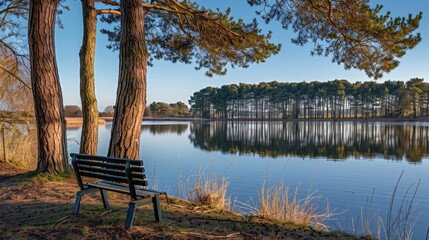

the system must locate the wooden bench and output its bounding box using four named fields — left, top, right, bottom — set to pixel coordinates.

left=71, top=153, right=166, bottom=229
